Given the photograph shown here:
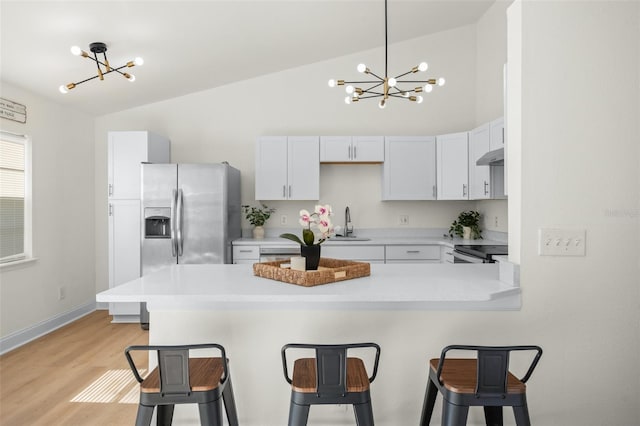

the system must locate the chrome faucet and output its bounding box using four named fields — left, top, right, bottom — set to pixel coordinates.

left=344, top=206, right=354, bottom=237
